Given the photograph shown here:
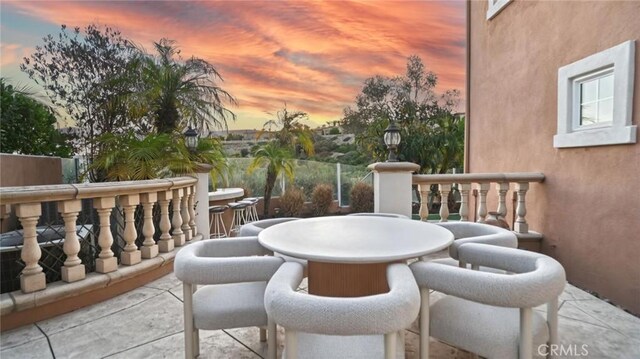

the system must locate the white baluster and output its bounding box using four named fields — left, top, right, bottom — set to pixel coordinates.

left=514, top=182, right=530, bottom=233
left=59, top=200, right=85, bottom=282
left=181, top=187, right=192, bottom=242
left=438, top=184, right=451, bottom=222
left=172, top=188, right=186, bottom=246
left=476, top=183, right=490, bottom=223
left=458, top=183, right=471, bottom=221
left=16, top=203, right=46, bottom=293
left=418, top=184, right=430, bottom=221
left=158, top=190, right=174, bottom=253
left=94, top=197, right=118, bottom=273
left=140, top=192, right=159, bottom=259
left=120, top=194, right=141, bottom=265
left=496, top=182, right=509, bottom=219
left=188, top=186, right=197, bottom=238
